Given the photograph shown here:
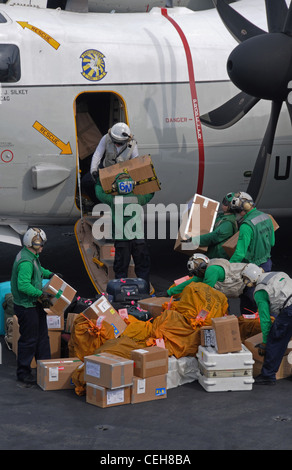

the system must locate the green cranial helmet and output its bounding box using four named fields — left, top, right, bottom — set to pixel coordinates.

left=112, top=172, right=136, bottom=195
